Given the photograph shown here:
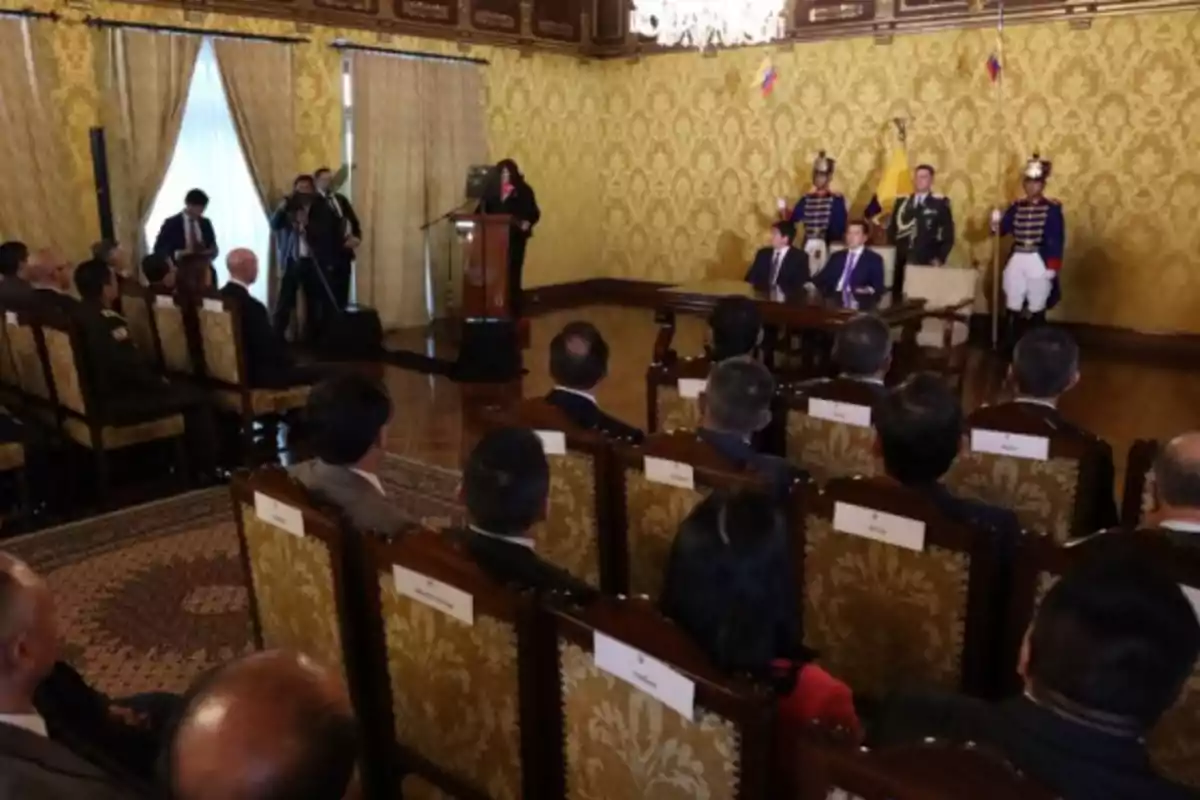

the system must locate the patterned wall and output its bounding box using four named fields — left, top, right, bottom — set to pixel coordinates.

left=596, top=11, right=1200, bottom=332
